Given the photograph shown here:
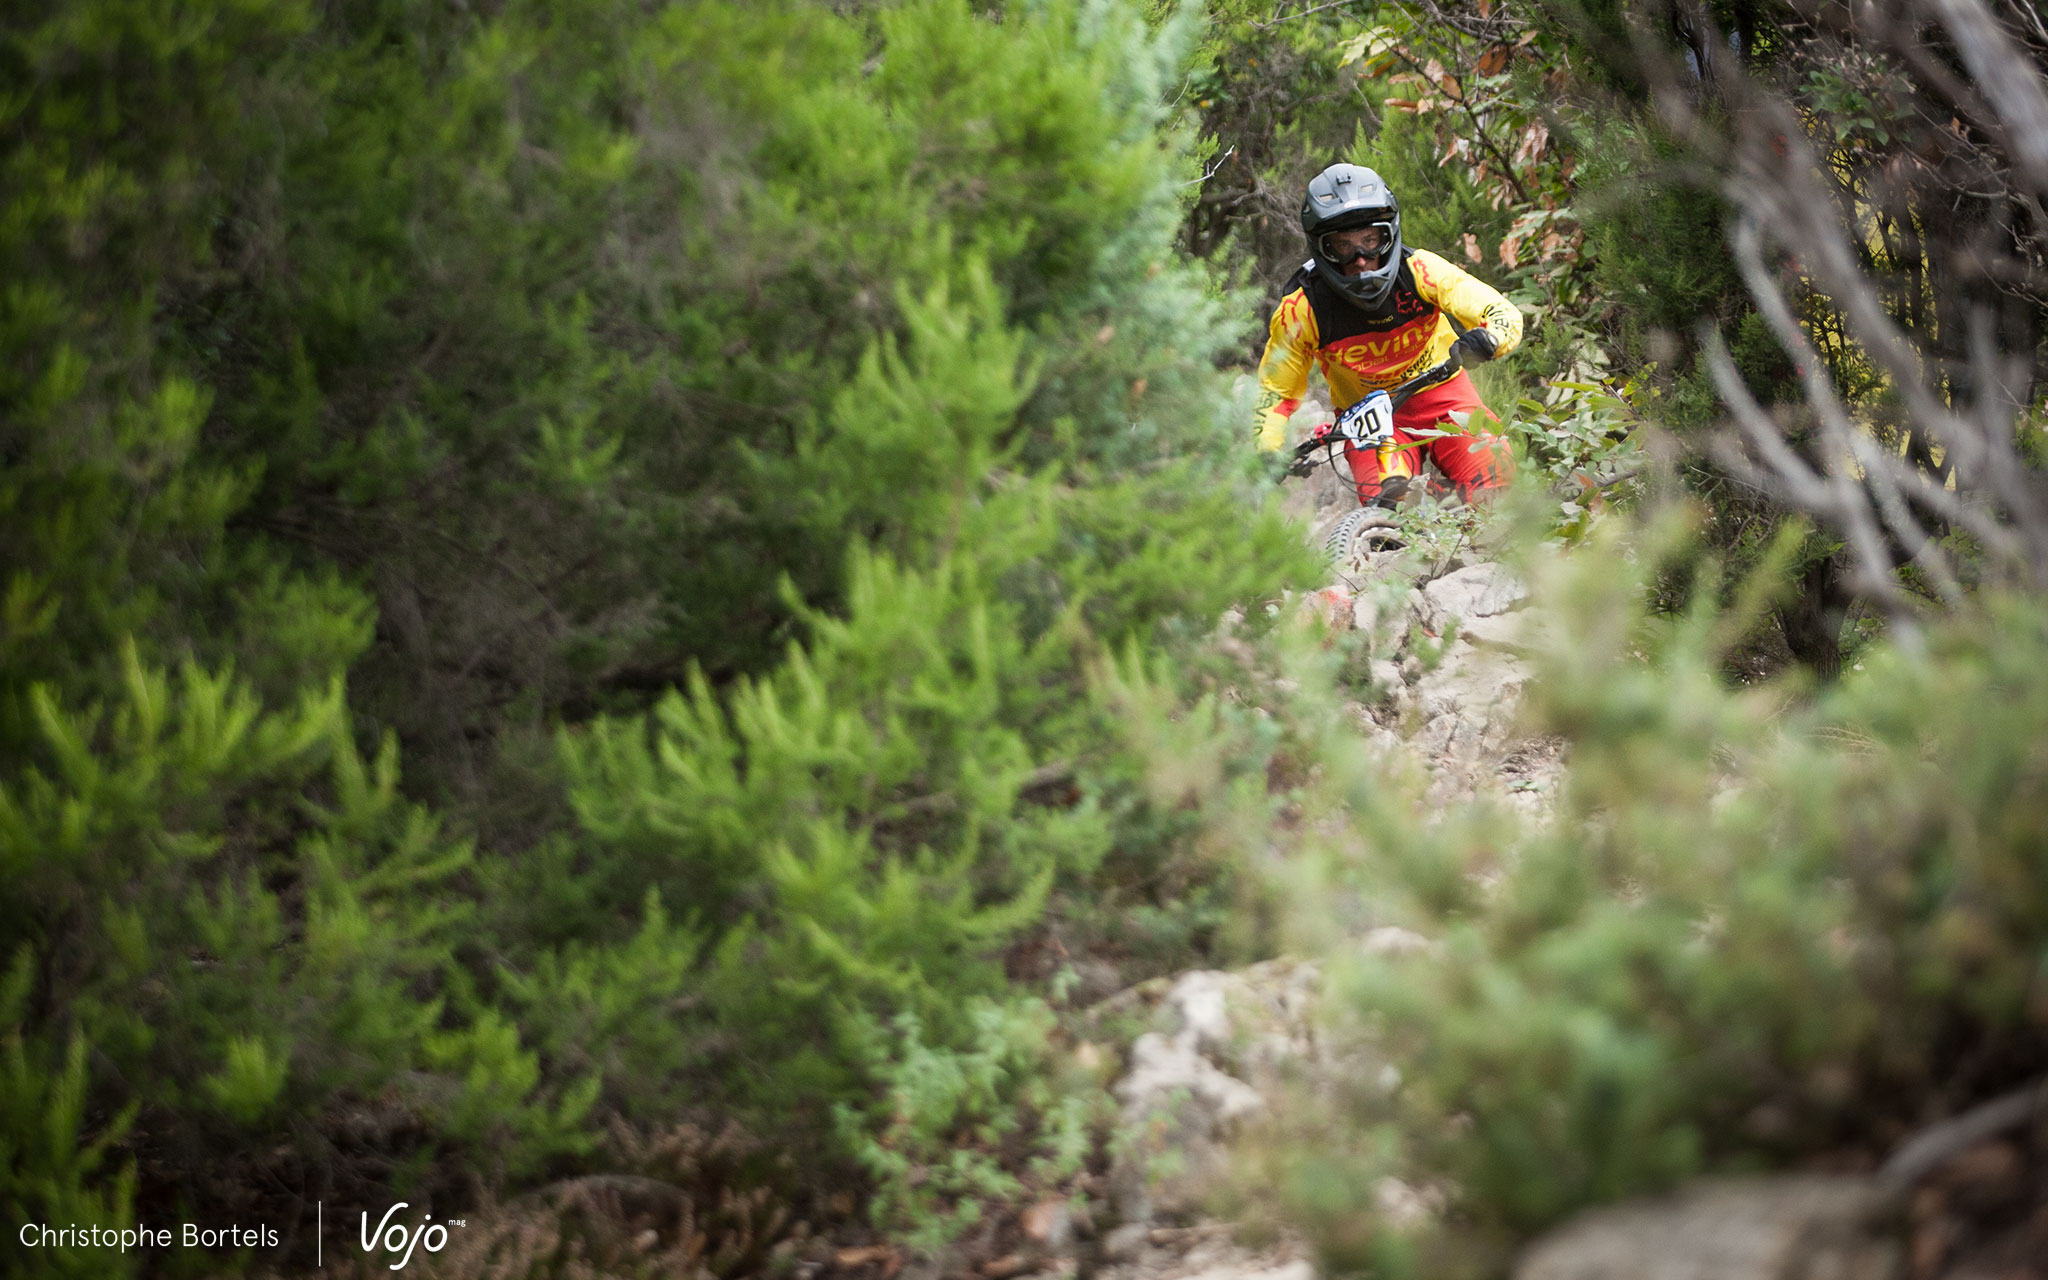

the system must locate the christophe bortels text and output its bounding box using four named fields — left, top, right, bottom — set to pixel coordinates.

left=17, top=1203, right=465, bottom=1270
left=19, top=1222, right=280, bottom=1252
